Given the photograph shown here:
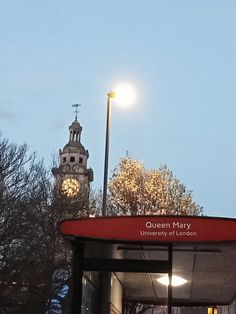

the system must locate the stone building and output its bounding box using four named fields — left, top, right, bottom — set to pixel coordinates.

left=52, top=114, right=93, bottom=211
